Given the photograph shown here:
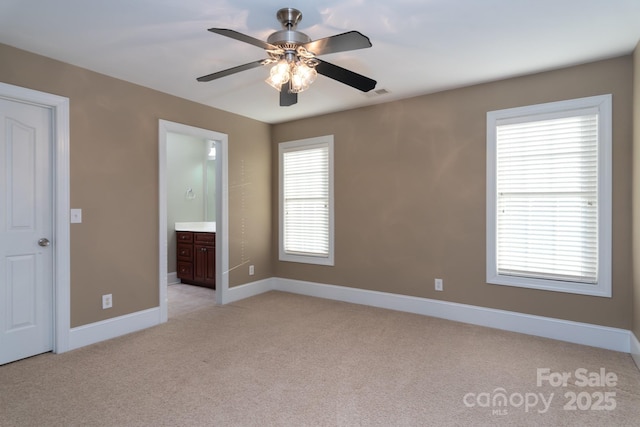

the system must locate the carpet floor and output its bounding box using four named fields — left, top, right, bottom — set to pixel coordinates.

left=1, top=289, right=639, bottom=426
